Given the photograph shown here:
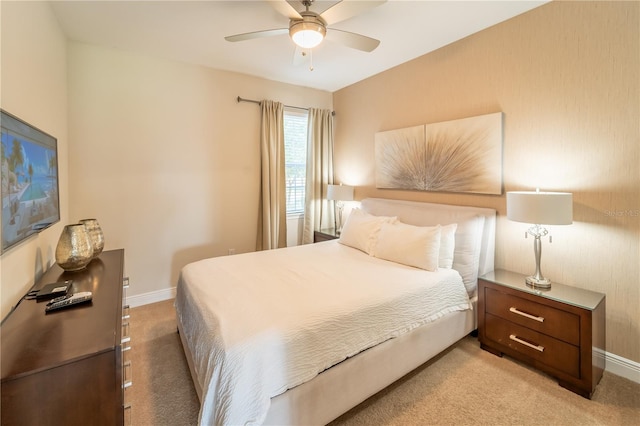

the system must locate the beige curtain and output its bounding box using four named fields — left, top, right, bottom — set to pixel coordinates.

left=256, top=100, right=287, bottom=251
left=302, top=108, right=335, bottom=244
